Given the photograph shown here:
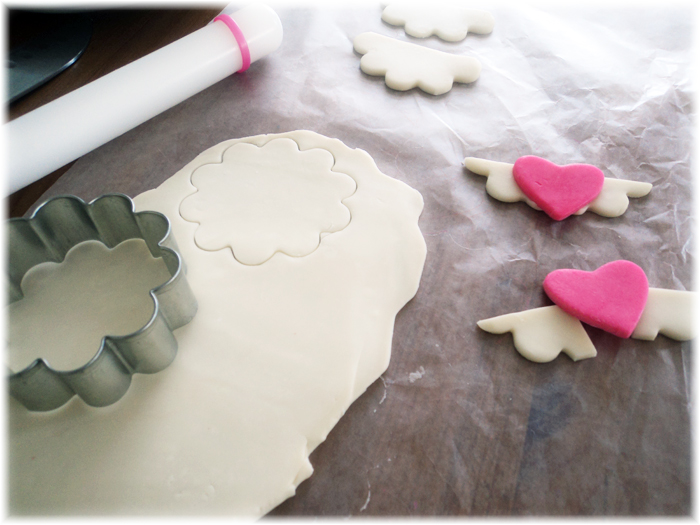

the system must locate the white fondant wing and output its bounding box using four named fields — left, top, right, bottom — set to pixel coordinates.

left=354, top=32, right=481, bottom=96
left=463, top=157, right=539, bottom=208
left=632, top=287, right=696, bottom=341
left=586, top=178, right=652, bottom=217
left=382, top=2, right=495, bottom=42
left=478, top=305, right=597, bottom=363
